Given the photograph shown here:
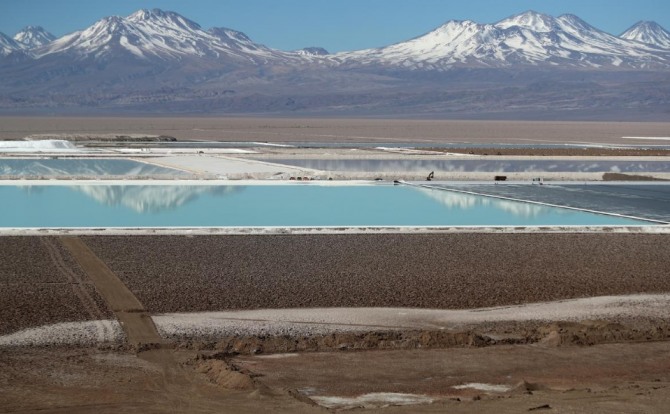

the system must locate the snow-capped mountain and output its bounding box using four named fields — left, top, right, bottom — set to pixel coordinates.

left=621, top=21, right=670, bottom=48
left=13, top=26, right=55, bottom=48
left=295, top=47, right=329, bottom=56
left=11, top=9, right=670, bottom=68
left=33, top=8, right=296, bottom=64
left=1, top=9, right=669, bottom=118
left=337, top=11, right=669, bottom=69
left=0, top=32, right=21, bottom=56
